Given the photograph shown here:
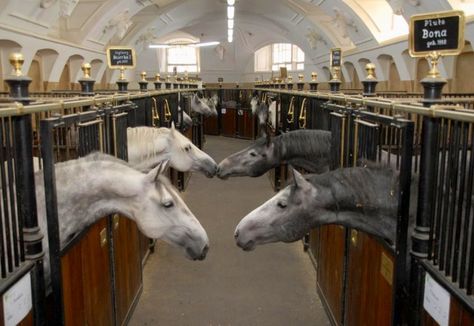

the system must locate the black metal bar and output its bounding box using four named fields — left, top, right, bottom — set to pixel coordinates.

left=0, top=122, right=13, bottom=273
left=452, top=122, right=468, bottom=283
left=392, top=122, right=414, bottom=326
left=445, top=120, right=460, bottom=276
left=460, top=126, right=474, bottom=291
left=40, top=119, right=64, bottom=326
